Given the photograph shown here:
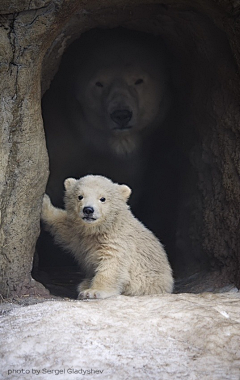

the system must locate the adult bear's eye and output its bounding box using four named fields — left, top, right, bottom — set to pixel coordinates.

left=100, top=197, right=106, bottom=202
left=78, top=195, right=83, bottom=201
left=95, top=81, right=104, bottom=88
left=135, top=78, right=144, bottom=85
